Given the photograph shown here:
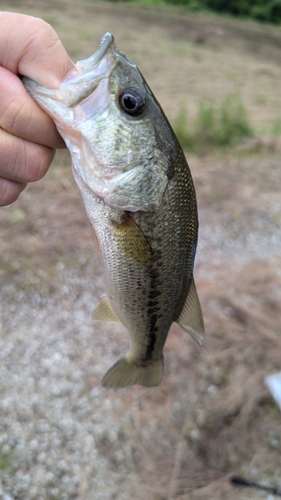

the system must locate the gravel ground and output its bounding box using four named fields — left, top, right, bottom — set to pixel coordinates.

left=0, top=262, right=140, bottom=500
left=1, top=149, right=281, bottom=500
left=199, top=197, right=281, bottom=264
left=1, top=162, right=281, bottom=499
